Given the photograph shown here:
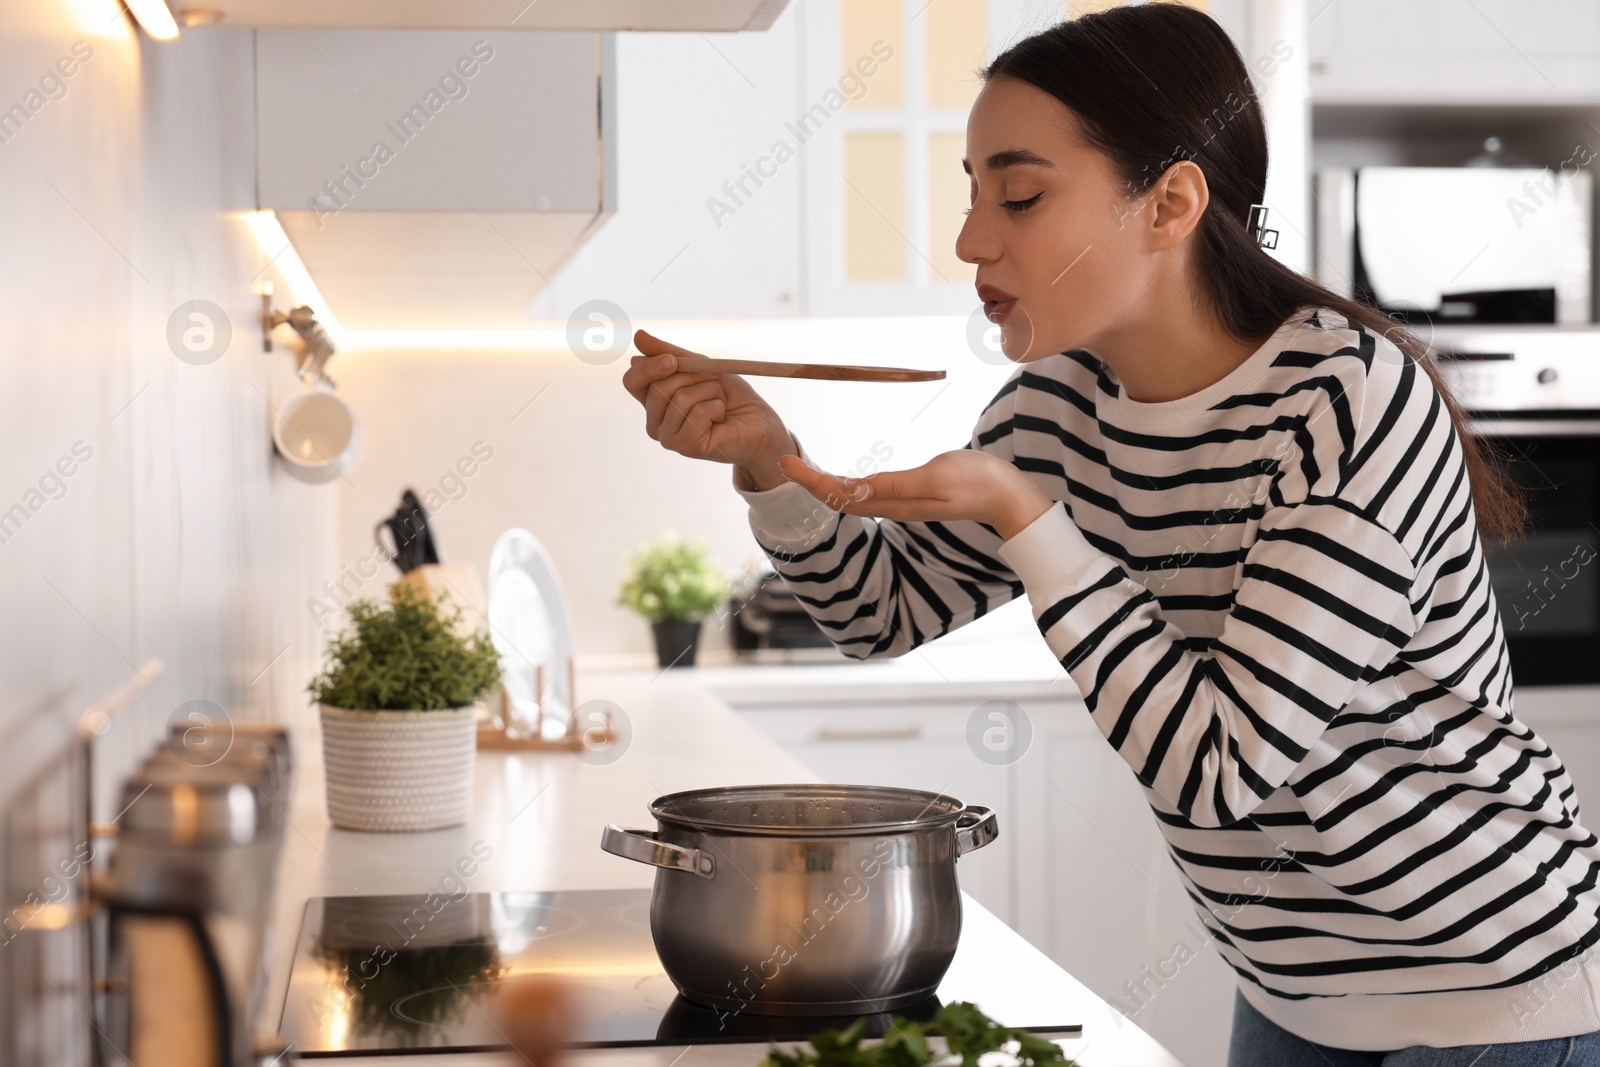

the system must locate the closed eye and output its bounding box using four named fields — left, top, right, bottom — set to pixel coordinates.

left=961, top=192, right=1043, bottom=216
